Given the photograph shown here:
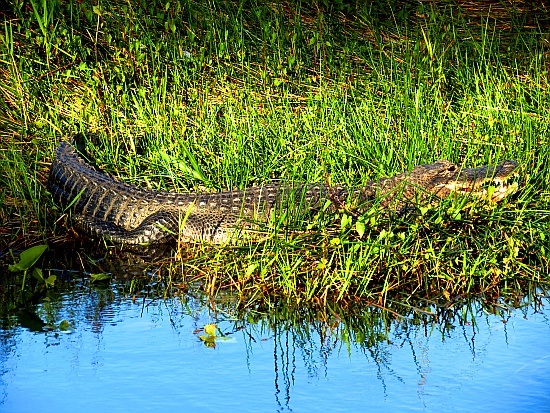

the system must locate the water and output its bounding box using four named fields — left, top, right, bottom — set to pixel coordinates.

left=1, top=280, right=549, bottom=413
